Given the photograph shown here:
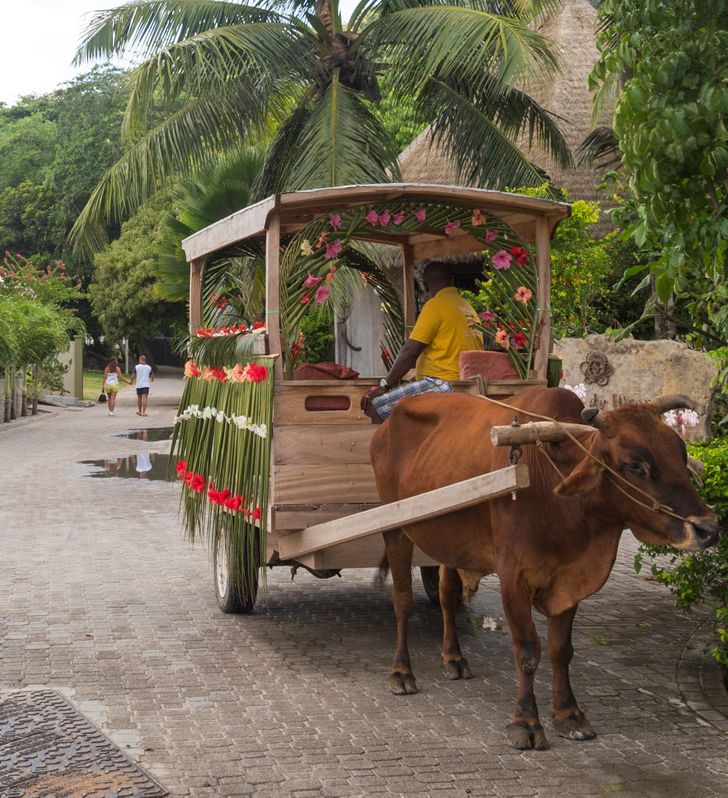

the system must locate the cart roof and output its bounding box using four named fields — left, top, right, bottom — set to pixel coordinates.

left=181, top=183, right=571, bottom=262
